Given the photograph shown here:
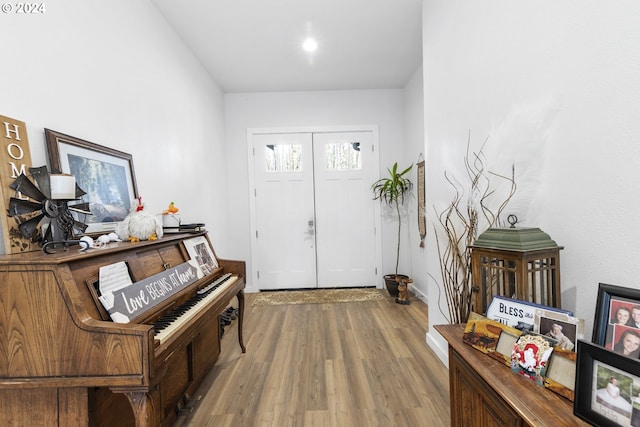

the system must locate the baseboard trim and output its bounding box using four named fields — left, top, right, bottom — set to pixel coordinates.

left=427, top=331, right=449, bottom=368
